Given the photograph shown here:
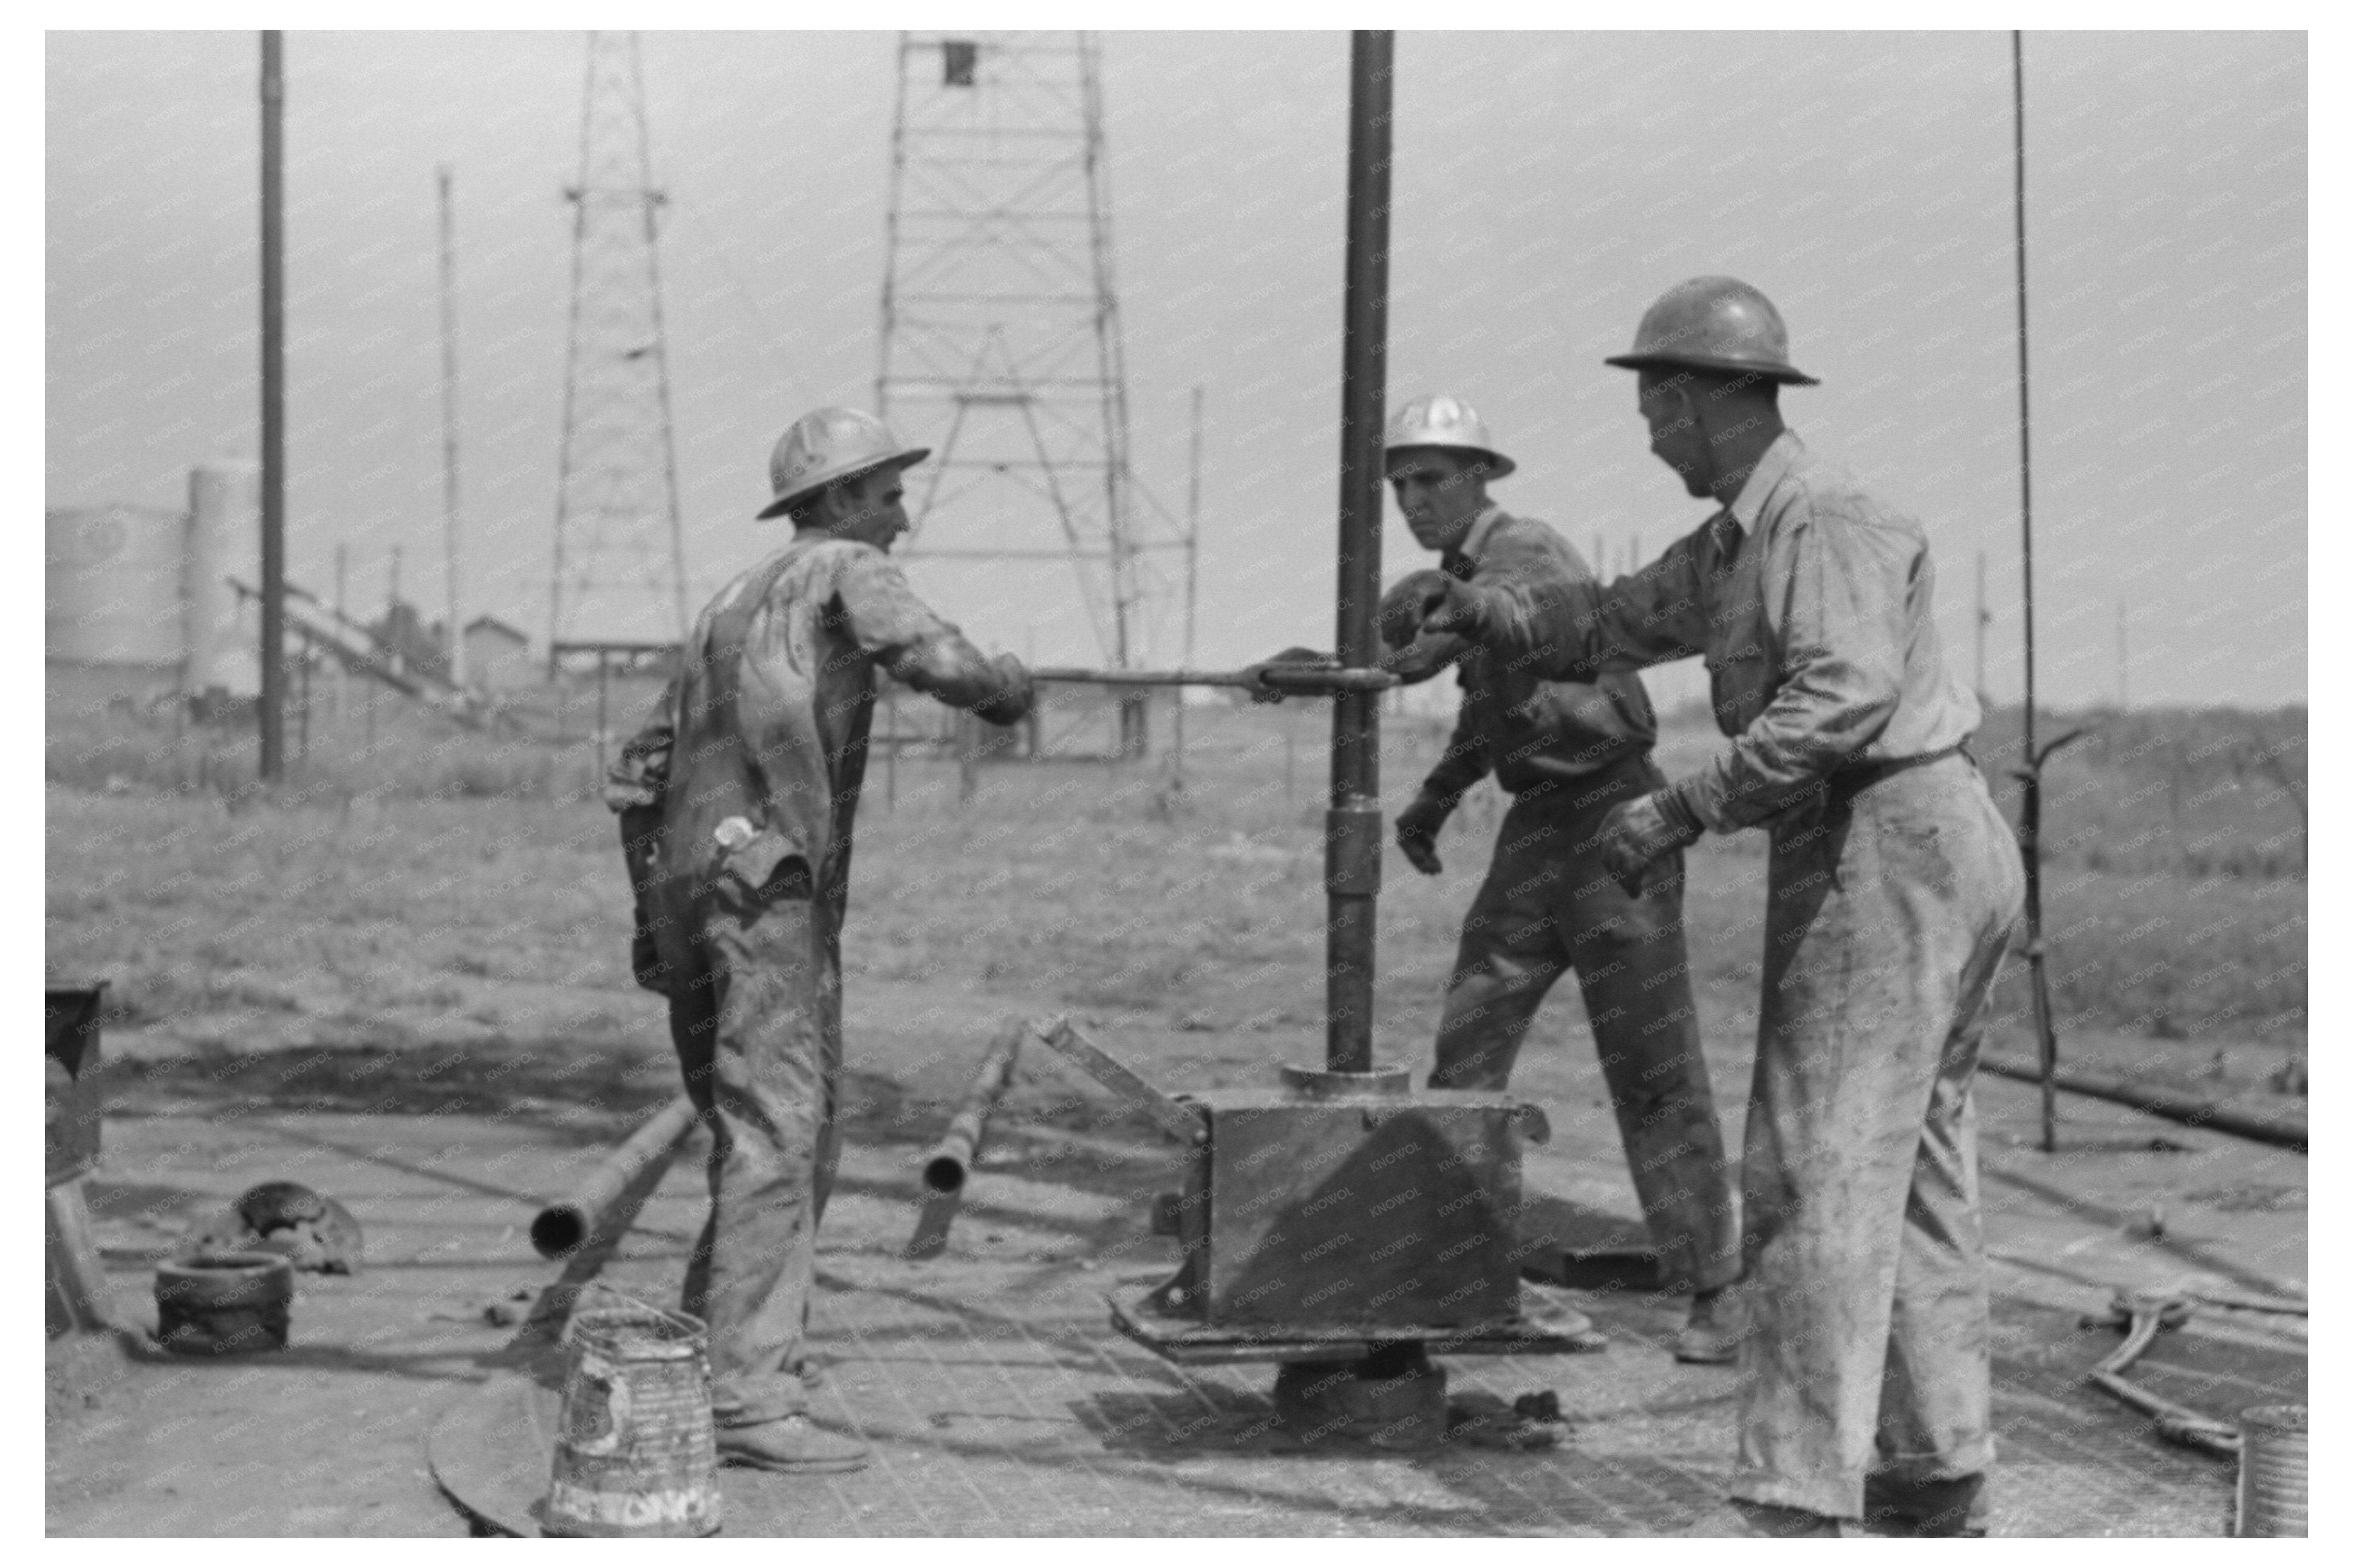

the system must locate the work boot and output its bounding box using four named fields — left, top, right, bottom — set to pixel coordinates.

left=1674, top=1499, right=1855, bottom=1538
left=1862, top=1471, right=1990, bottom=1537
left=715, top=1415, right=869, bottom=1474
left=1673, top=1286, right=1740, bottom=1365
